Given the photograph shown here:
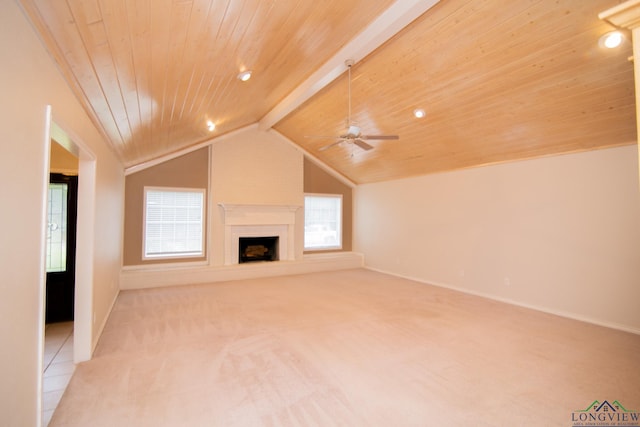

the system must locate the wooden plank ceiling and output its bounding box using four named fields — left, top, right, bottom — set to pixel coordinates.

left=20, top=0, right=636, bottom=184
